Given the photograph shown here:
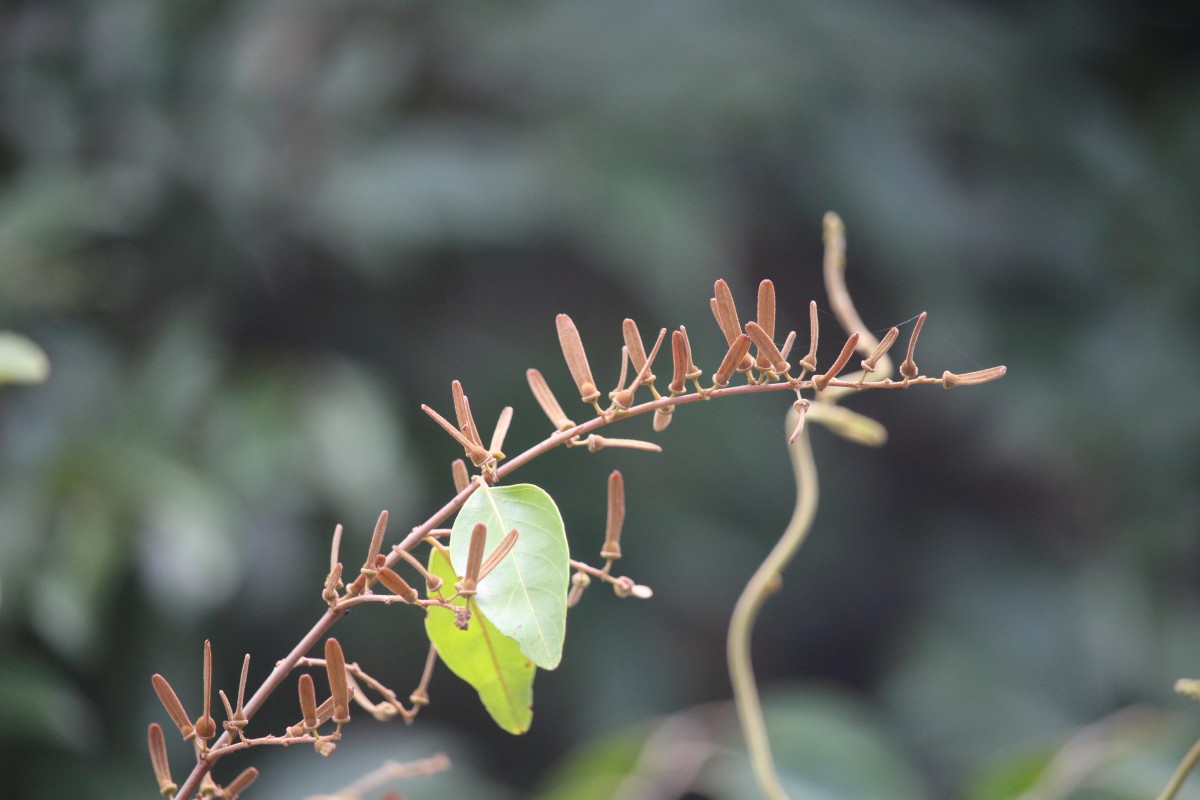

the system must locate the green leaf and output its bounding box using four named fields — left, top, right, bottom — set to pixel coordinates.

left=0, top=332, right=50, bottom=385
left=450, top=483, right=569, bottom=669
left=966, top=747, right=1055, bottom=800
left=534, top=723, right=654, bottom=800
left=425, top=546, right=535, bottom=734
